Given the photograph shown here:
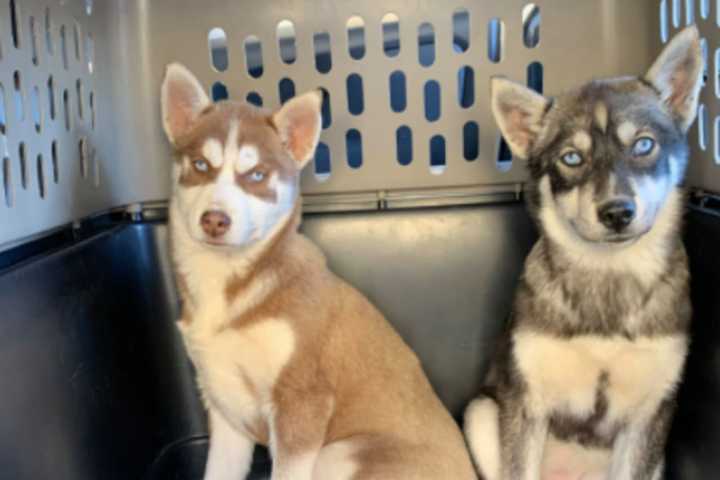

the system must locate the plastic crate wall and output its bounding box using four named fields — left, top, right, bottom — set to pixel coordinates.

left=0, top=0, right=108, bottom=250
left=671, top=0, right=720, bottom=191
left=0, top=0, right=662, bottom=249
